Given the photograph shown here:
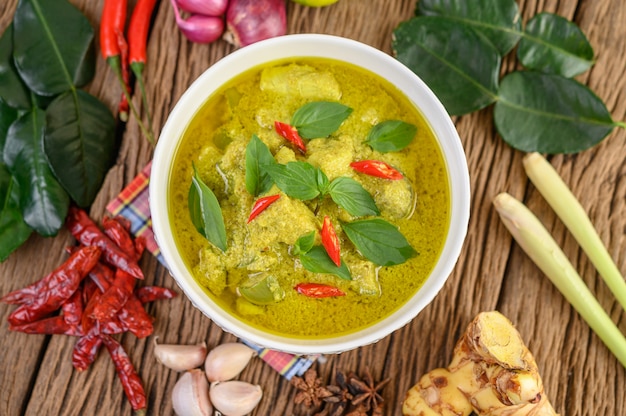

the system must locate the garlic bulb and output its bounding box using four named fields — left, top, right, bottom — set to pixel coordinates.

left=209, top=380, right=263, bottom=416
left=204, top=342, right=256, bottom=382
left=172, top=369, right=213, bottom=416
left=154, top=339, right=208, bottom=371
